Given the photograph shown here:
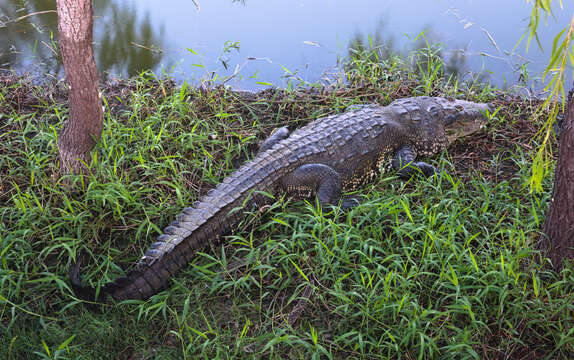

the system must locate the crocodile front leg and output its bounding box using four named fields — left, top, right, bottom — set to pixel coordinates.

left=392, top=146, right=439, bottom=179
